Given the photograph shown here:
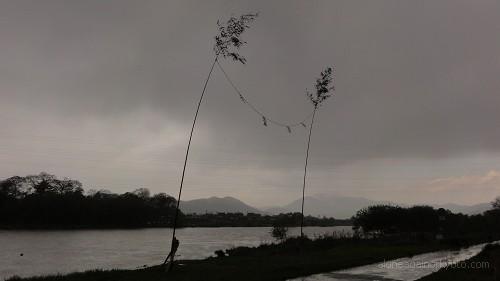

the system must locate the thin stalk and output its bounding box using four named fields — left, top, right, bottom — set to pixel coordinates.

left=164, top=56, right=218, bottom=267
left=300, top=107, right=317, bottom=237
